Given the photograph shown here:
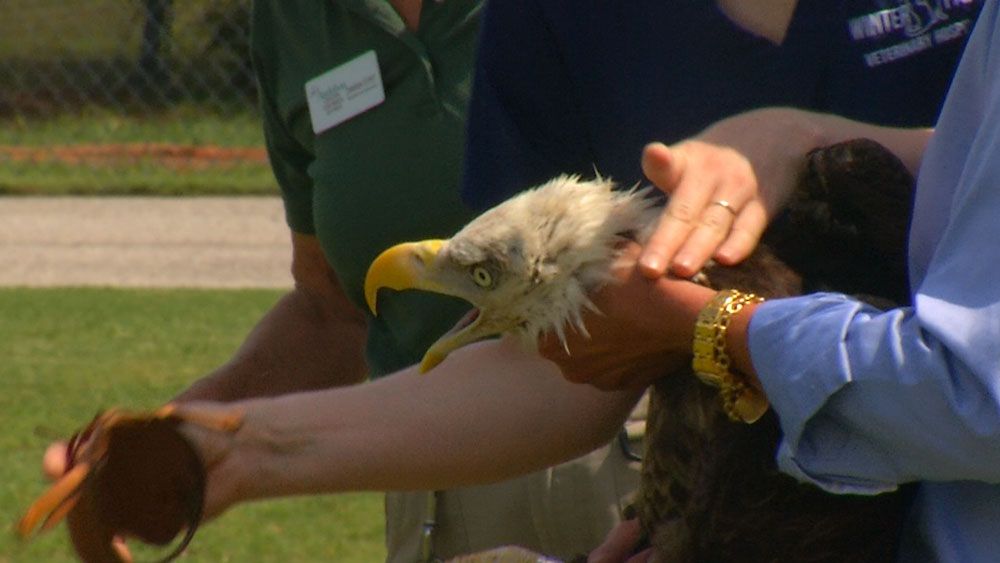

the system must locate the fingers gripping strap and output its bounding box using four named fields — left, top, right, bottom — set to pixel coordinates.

left=17, top=405, right=243, bottom=563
